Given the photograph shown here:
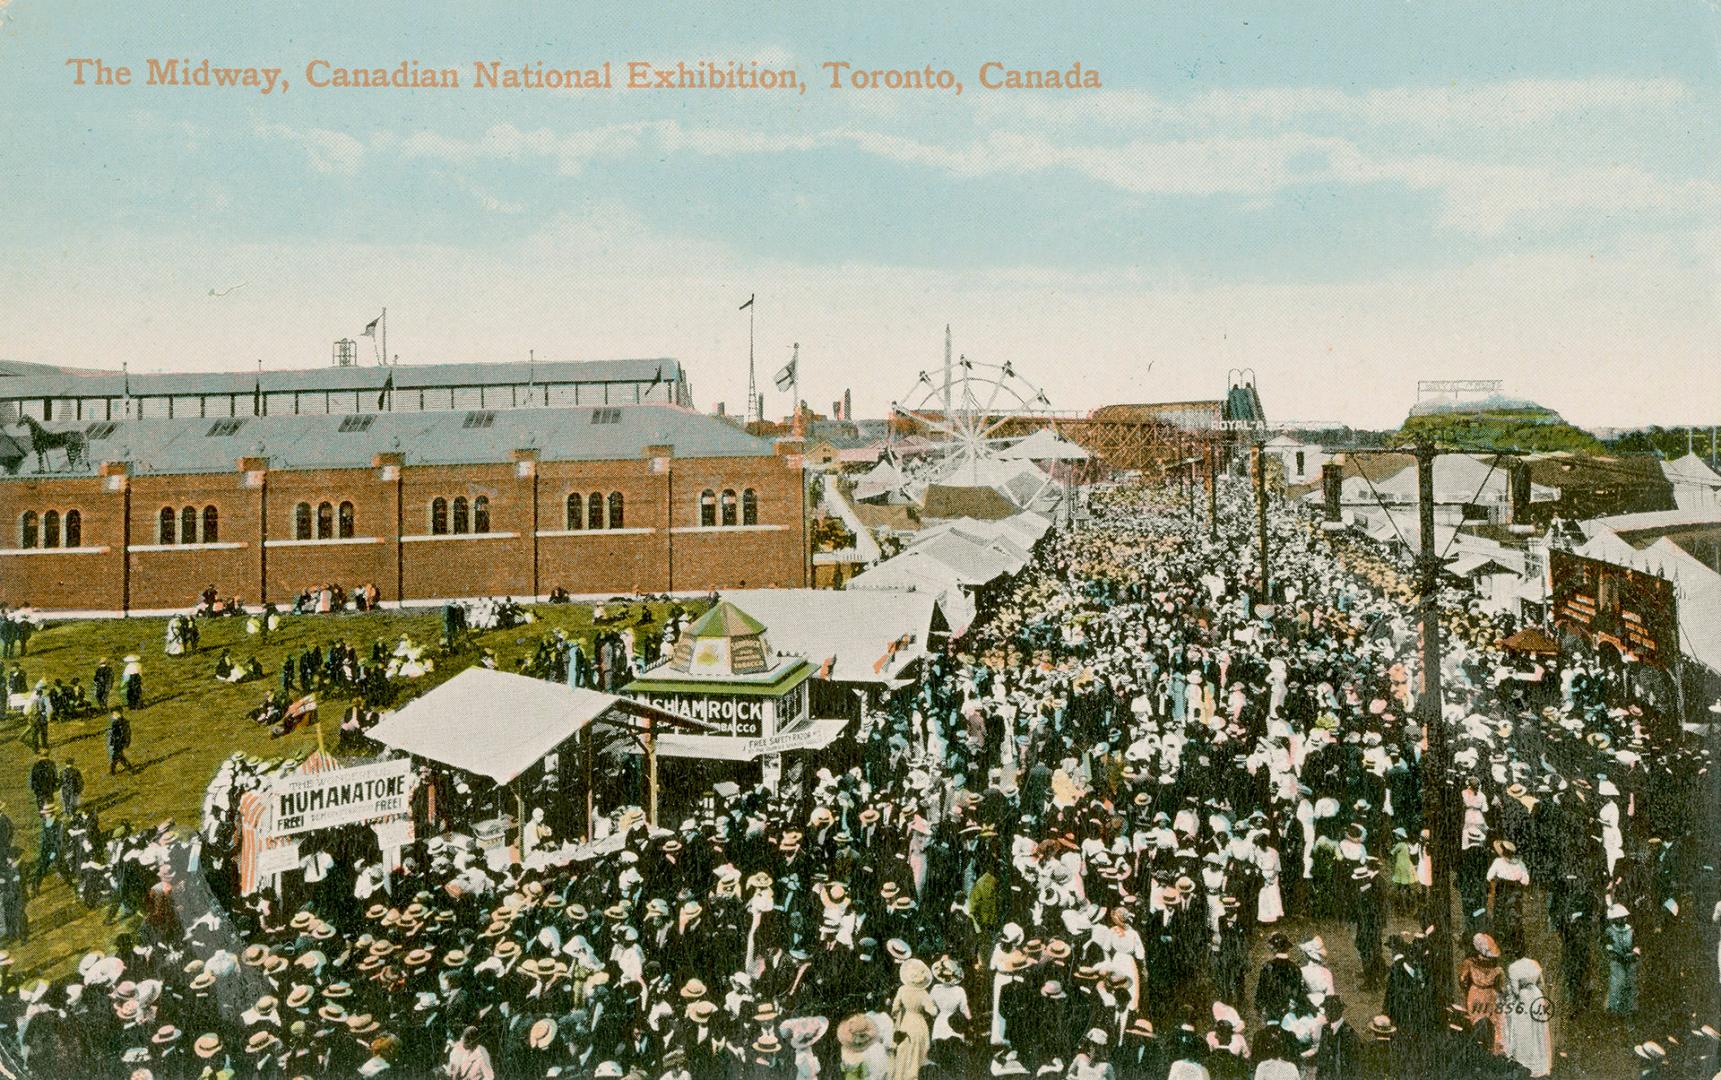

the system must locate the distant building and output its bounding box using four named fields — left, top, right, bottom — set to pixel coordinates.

left=0, top=356, right=692, bottom=424
left=1262, top=434, right=1327, bottom=487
